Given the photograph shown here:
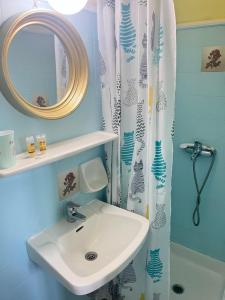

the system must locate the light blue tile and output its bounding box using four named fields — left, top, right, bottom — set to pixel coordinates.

left=177, top=46, right=201, bottom=73
left=176, top=25, right=225, bottom=76
left=5, top=269, right=66, bottom=300
left=173, top=25, right=225, bottom=262
left=176, top=73, right=225, bottom=97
